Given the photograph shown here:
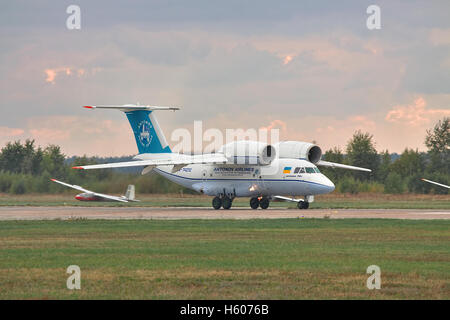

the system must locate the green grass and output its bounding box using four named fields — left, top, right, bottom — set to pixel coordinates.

left=0, top=219, right=448, bottom=299
left=0, top=193, right=449, bottom=209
